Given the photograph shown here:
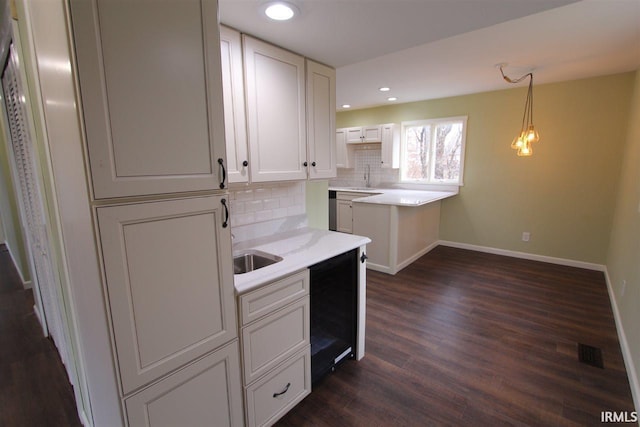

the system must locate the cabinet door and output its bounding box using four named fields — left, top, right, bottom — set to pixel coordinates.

left=71, top=0, right=227, bottom=198
left=97, top=195, right=236, bottom=394
left=125, top=341, right=243, bottom=427
left=220, top=25, right=249, bottom=184
left=345, top=127, right=363, bottom=143
left=243, top=35, right=307, bottom=182
left=362, top=125, right=382, bottom=142
left=381, top=123, right=400, bottom=169
left=336, top=200, right=353, bottom=234
left=306, top=60, right=336, bottom=180
left=336, top=129, right=348, bottom=168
